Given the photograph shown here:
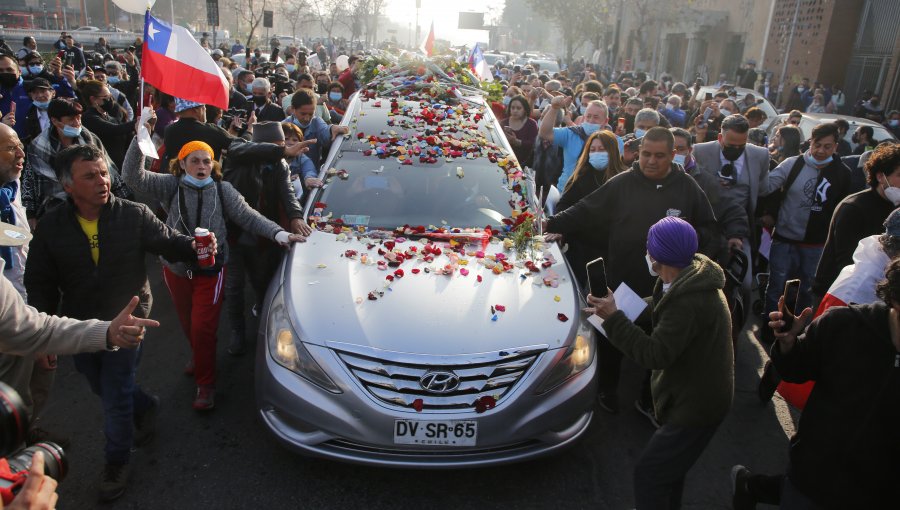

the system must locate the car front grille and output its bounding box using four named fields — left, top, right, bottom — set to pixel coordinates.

left=331, top=344, right=545, bottom=412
